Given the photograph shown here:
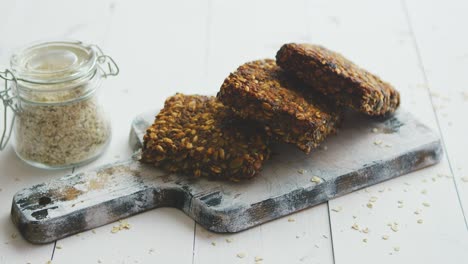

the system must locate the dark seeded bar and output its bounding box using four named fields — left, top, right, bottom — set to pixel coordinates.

left=217, top=59, right=342, bottom=154
left=141, top=94, right=270, bottom=181
left=276, top=43, right=400, bottom=116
